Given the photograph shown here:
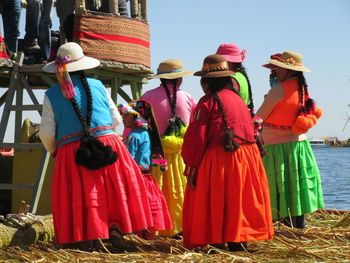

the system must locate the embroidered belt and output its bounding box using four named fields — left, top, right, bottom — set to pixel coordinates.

left=263, top=122, right=291, bottom=131
left=56, top=125, right=113, bottom=147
